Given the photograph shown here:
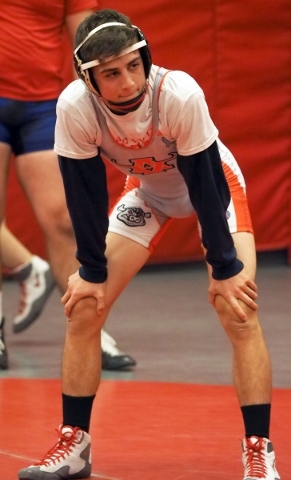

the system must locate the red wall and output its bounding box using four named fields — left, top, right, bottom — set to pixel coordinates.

left=6, top=0, right=291, bottom=264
